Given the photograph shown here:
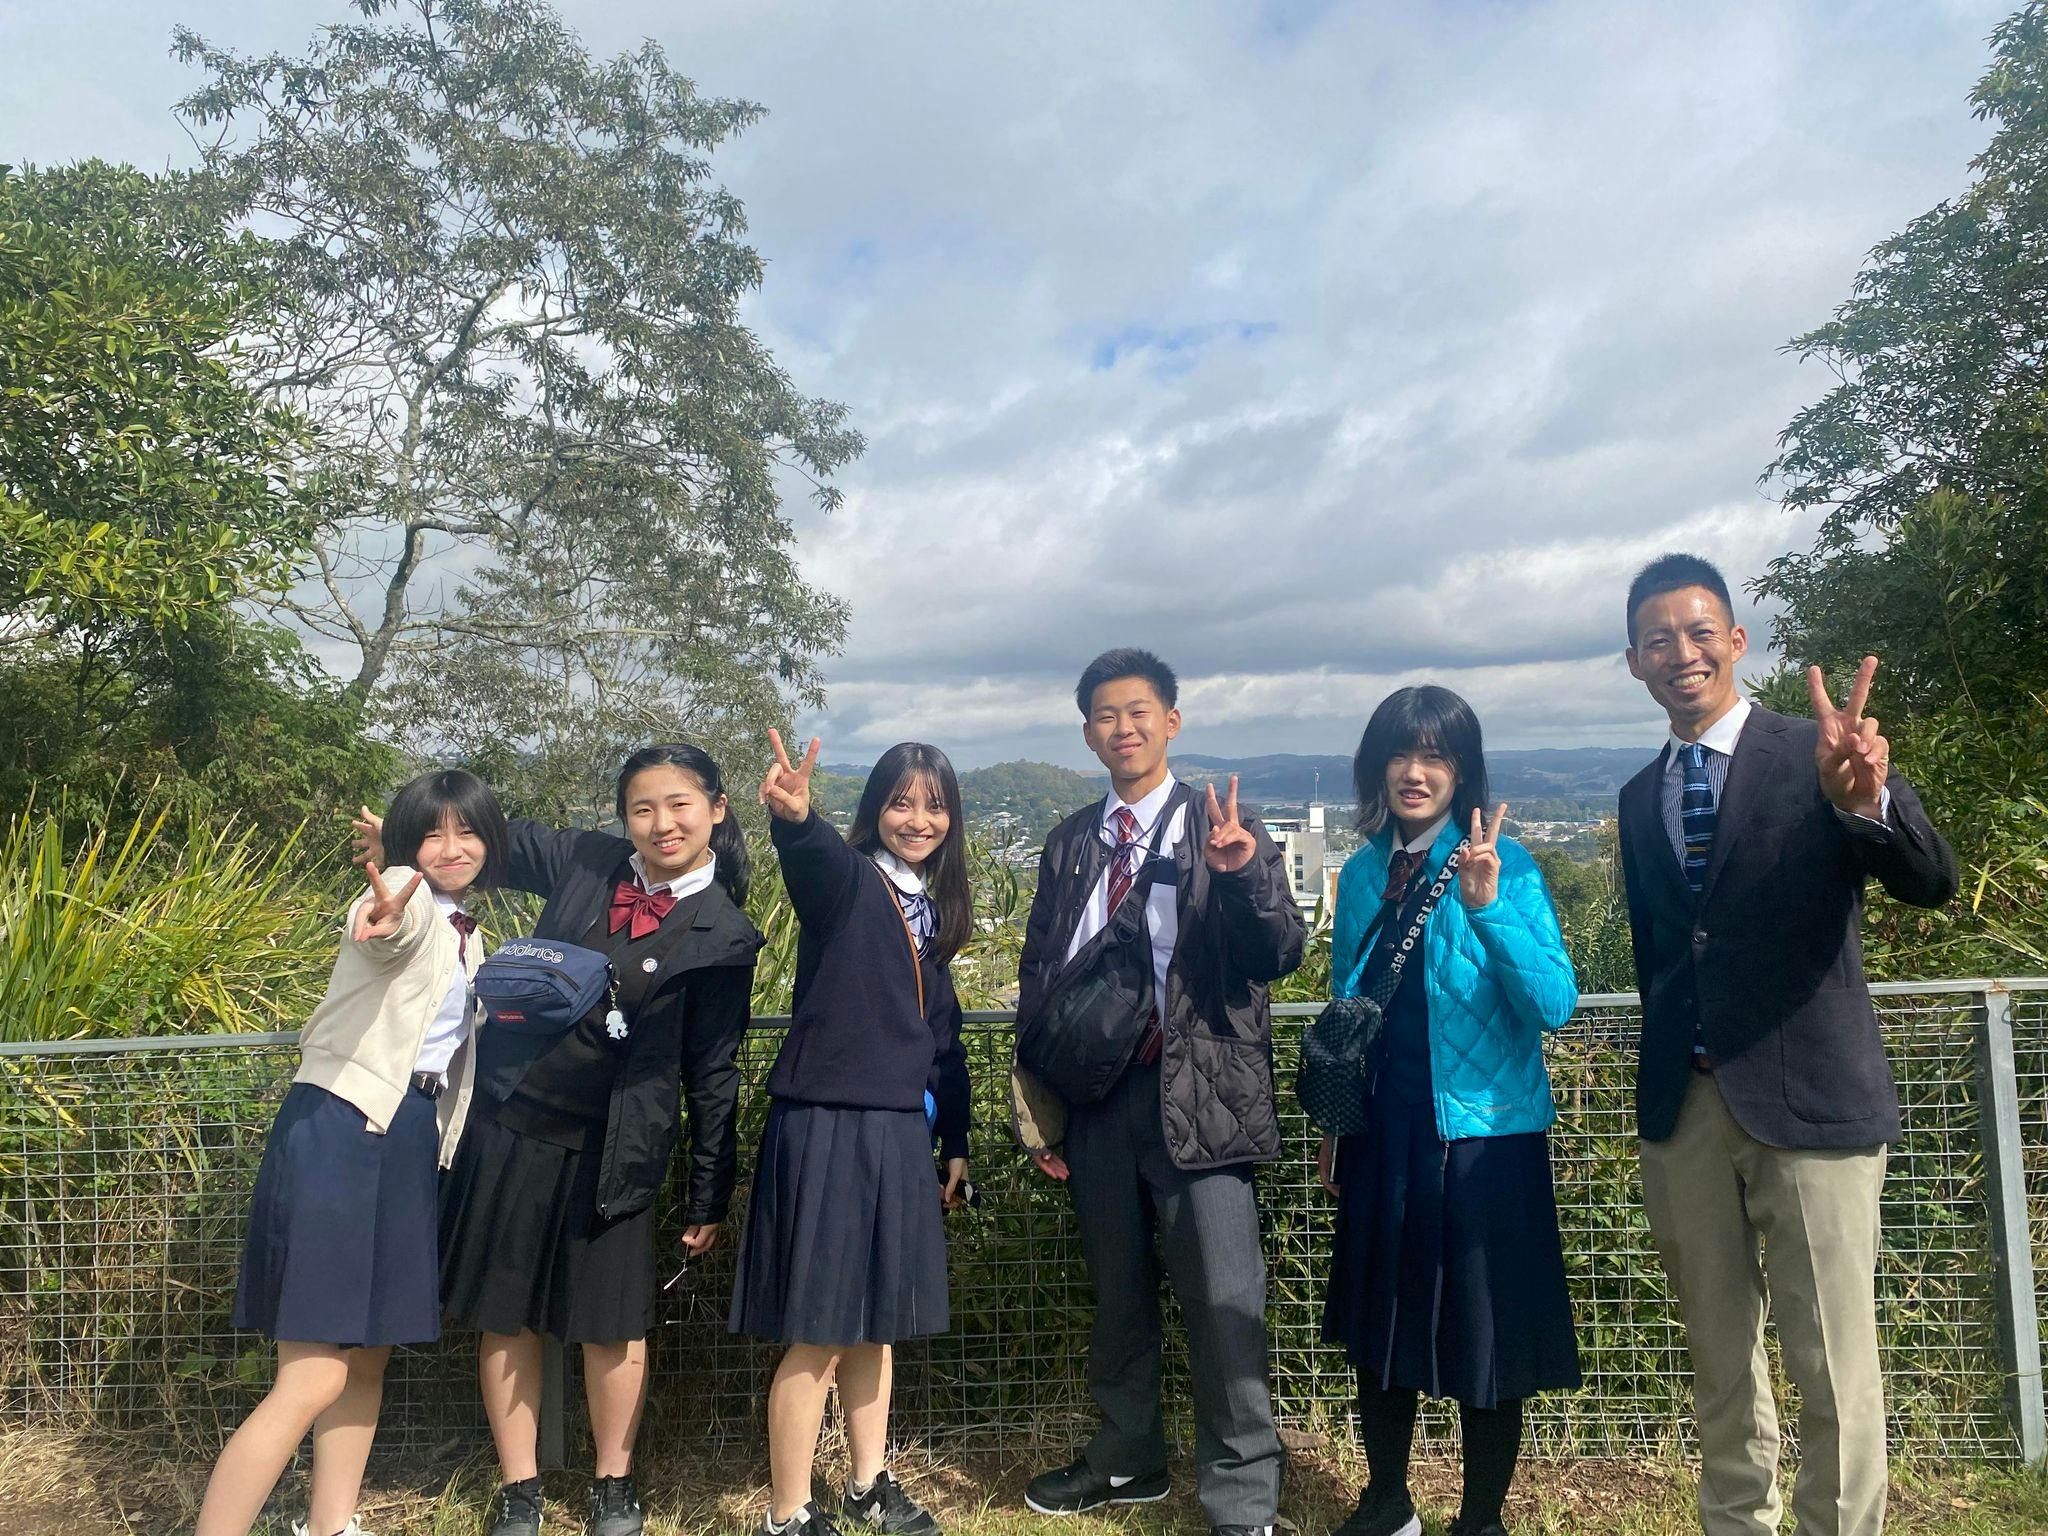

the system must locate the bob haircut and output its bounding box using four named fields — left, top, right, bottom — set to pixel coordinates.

left=1351, top=685, right=1491, bottom=839
left=381, top=769, right=510, bottom=890
left=848, top=742, right=971, bottom=968
left=614, top=742, right=752, bottom=906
